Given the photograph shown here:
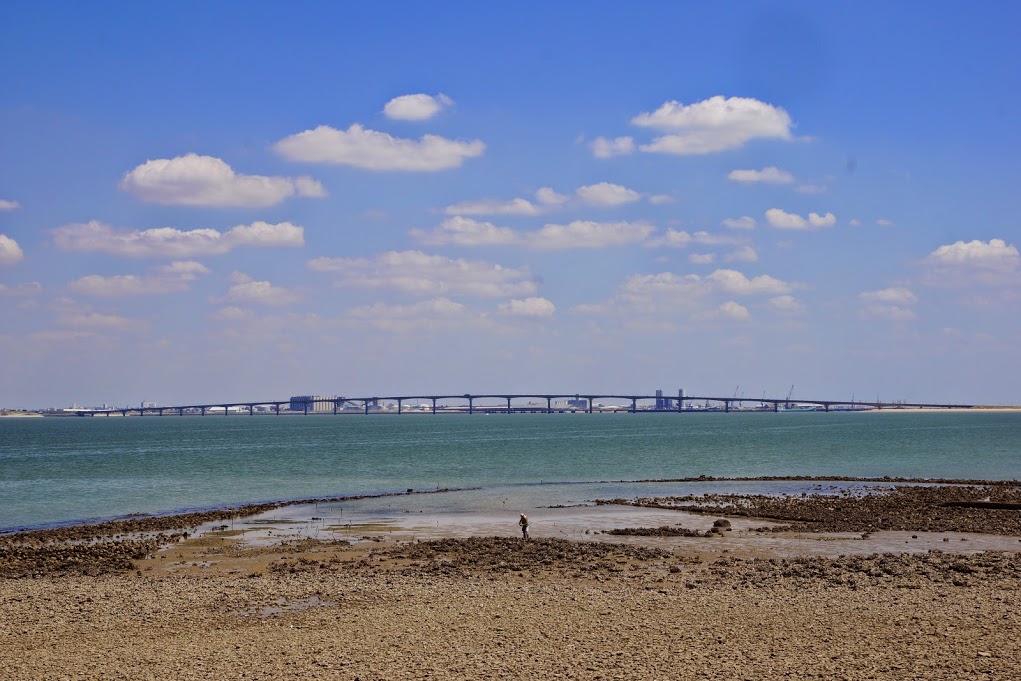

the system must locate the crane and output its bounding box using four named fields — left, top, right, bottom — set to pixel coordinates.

left=786, top=385, right=794, bottom=409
